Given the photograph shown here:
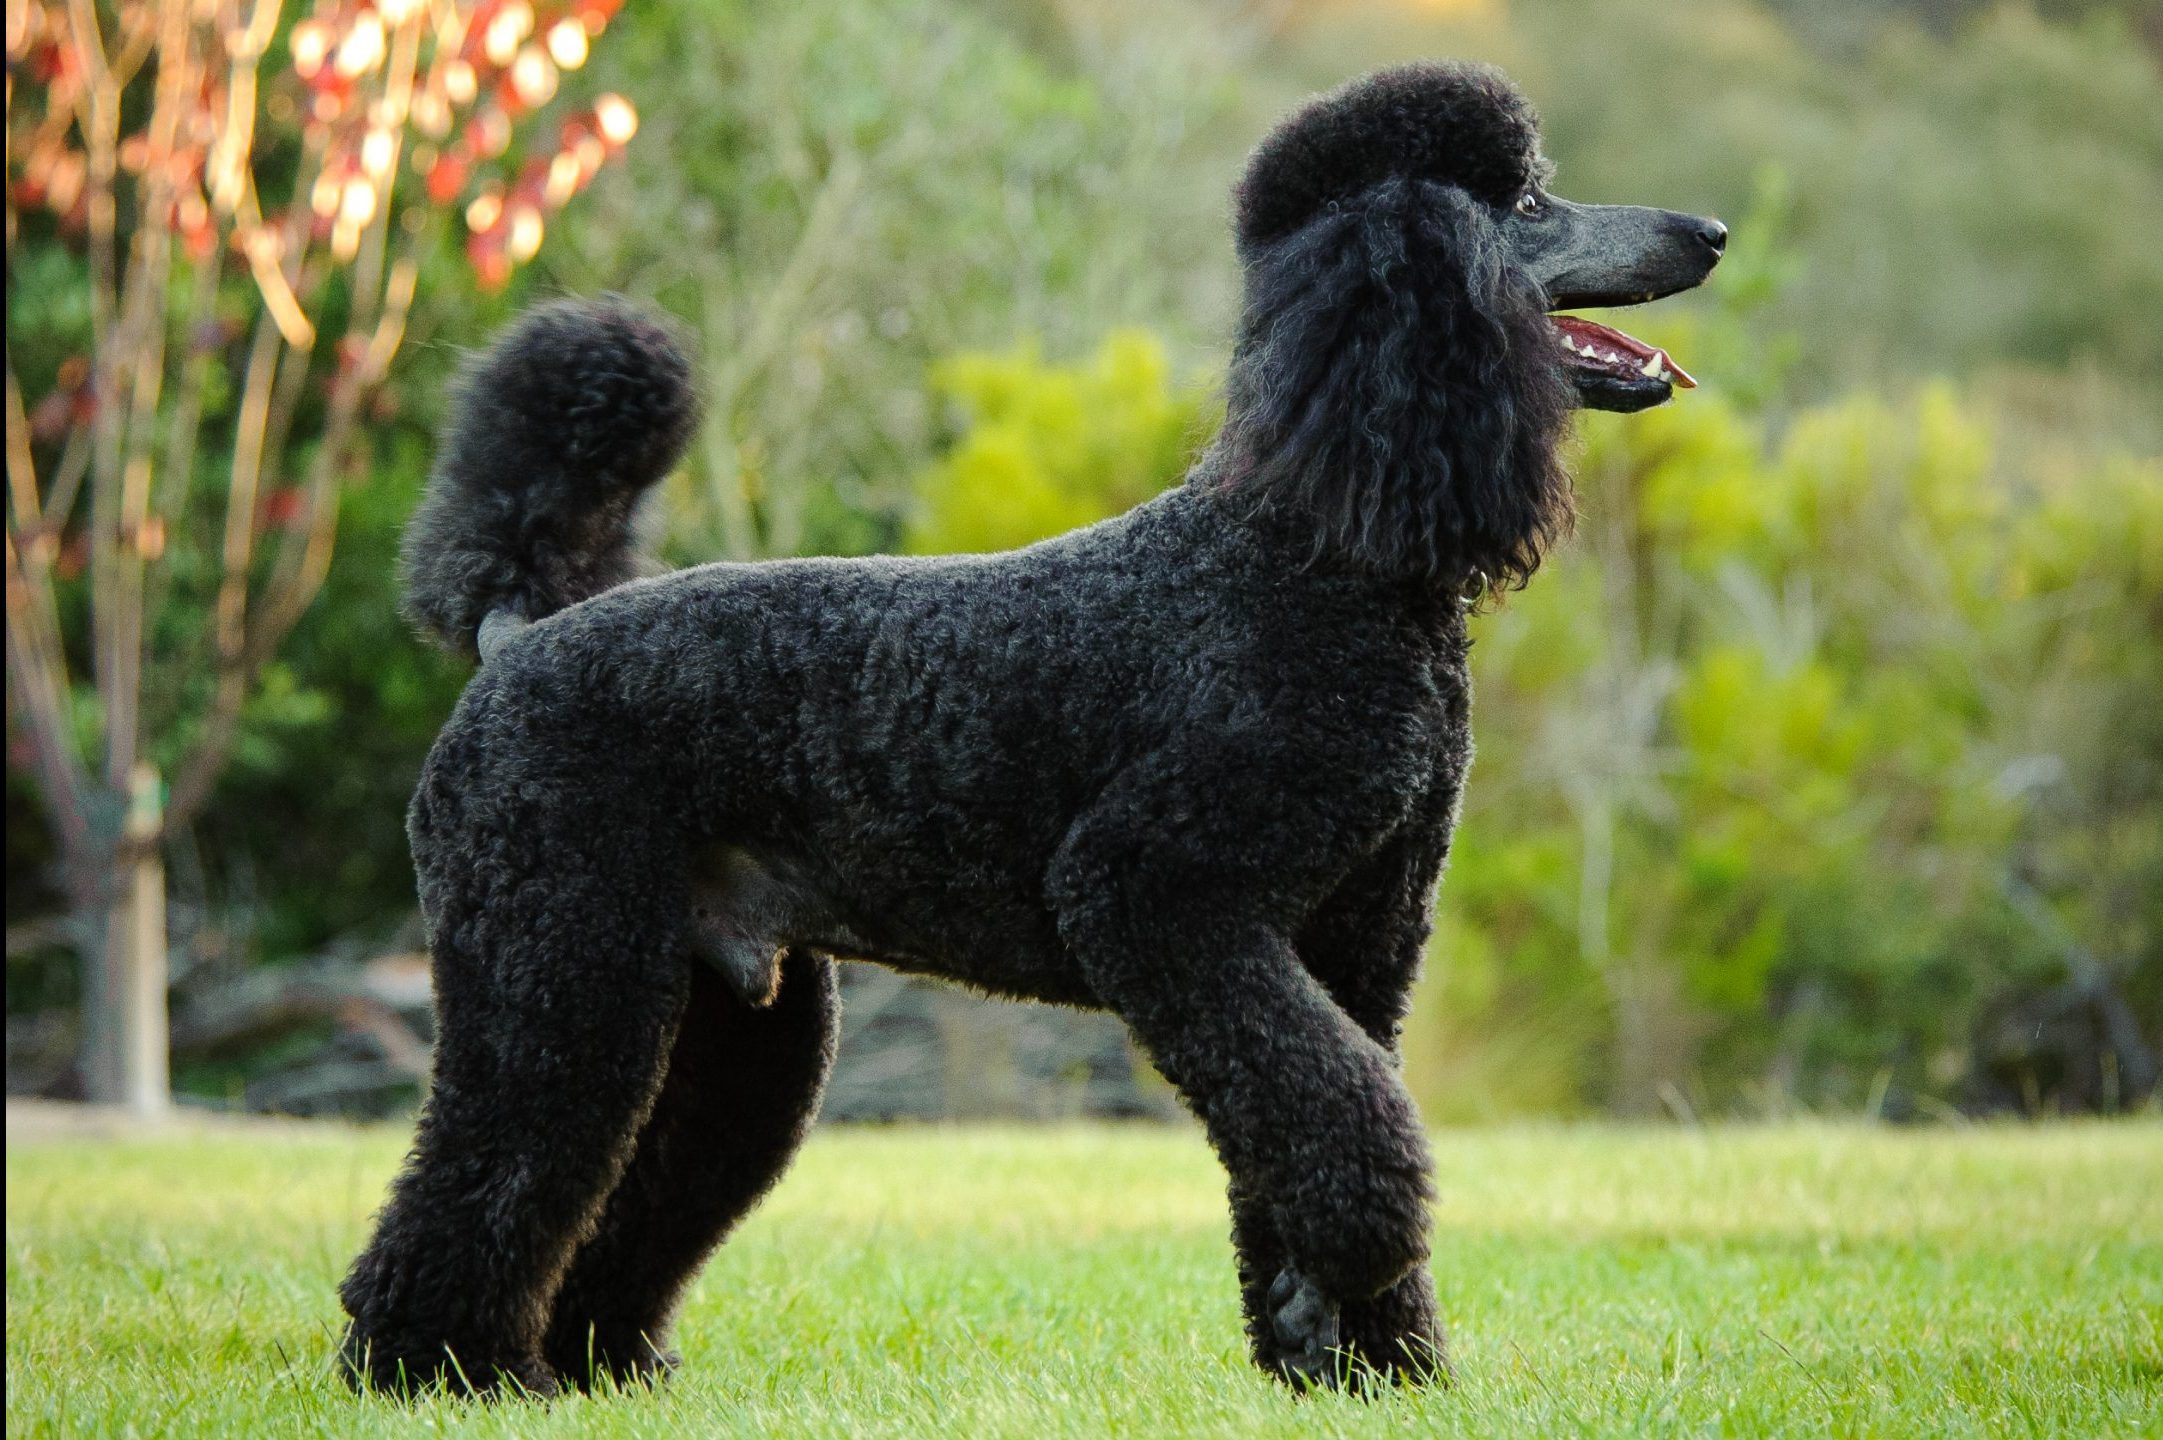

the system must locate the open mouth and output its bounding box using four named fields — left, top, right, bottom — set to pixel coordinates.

left=1549, top=314, right=1695, bottom=405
